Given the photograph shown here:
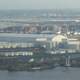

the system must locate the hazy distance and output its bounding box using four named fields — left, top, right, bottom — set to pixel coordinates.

left=0, top=0, right=80, bottom=10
